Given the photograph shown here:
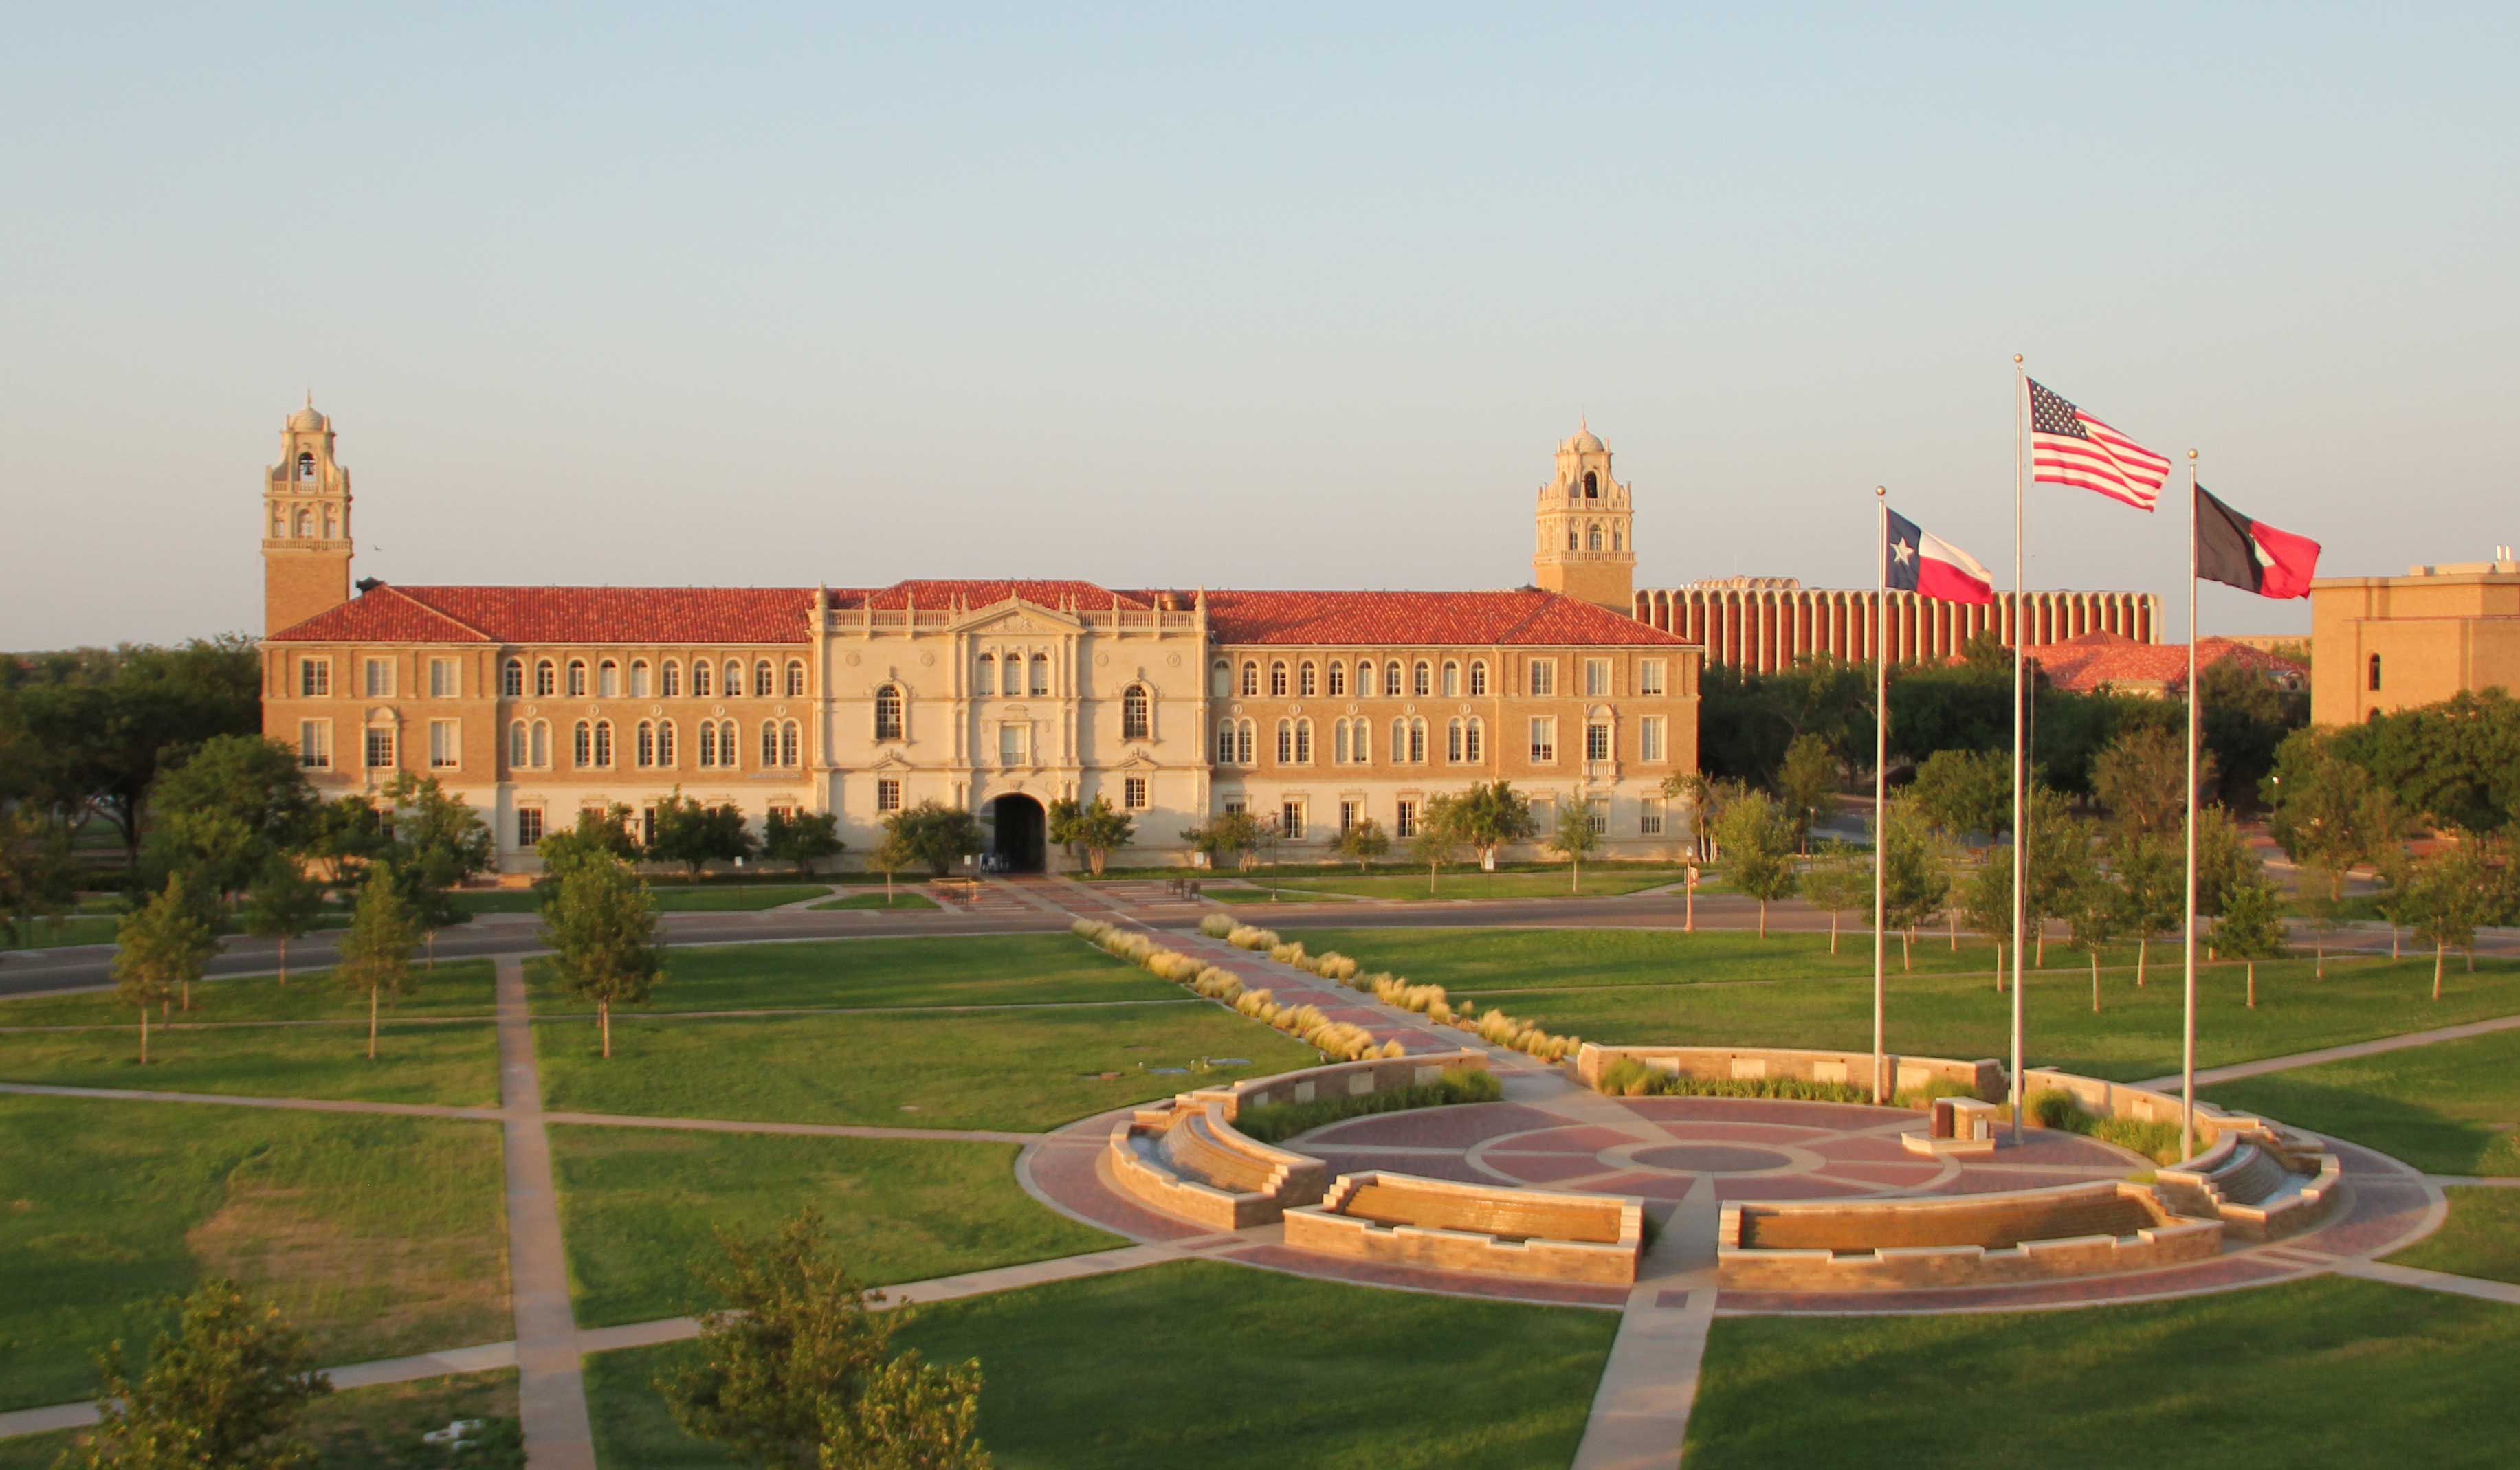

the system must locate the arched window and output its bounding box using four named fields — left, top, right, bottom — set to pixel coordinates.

left=1391, top=717, right=1408, bottom=762
left=1327, top=662, right=1347, bottom=698
left=753, top=660, right=773, bottom=698
left=566, top=660, right=588, bottom=698
left=297, top=451, right=316, bottom=480
left=1350, top=720, right=1370, bottom=764
left=1276, top=720, right=1293, bottom=763
left=1587, top=524, right=1604, bottom=552
left=1210, top=659, right=1230, bottom=698
left=530, top=721, right=550, bottom=768
left=1334, top=720, right=1351, bottom=764
left=2367, top=654, right=2382, bottom=691
left=1235, top=720, right=1255, bottom=765
left=1358, top=661, right=1376, bottom=698
left=1612, top=526, right=1623, bottom=552
left=1298, top=661, right=1318, bottom=697
left=296, top=509, right=313, bottom=537
left=629, top=660, right=651, bottom=698
left=1441, top=660, right=1460, bottom=697
left=597, top=660, right=619, bottom=698
left=509, top=721, right=528, bottom=767
left=1412, top=660, right=1431, bottom=698
left=593, top=721, right=613, bottom=766
left=1270, top=662, right=1289, bottom=698
left=1294, top=719, right=1312, bottom=764
left=874, top=684, right=903, bottom=741
left=1584, top=469, right=1598, bottom=497
left=785, top=660, right=806, bottom=698
left=573, top=721, right=593, bottom=768
left=269, top=506, right=285, bottom=538
left=322, top=506, right=335, bottom=539
left=502, top=658, right=524, bottom=698
left=656, top=720, right=676, bottom=766
left=725, top=660, right=743, bottom=698
left=535, top=660, right=557, bottom=698
left=1029, top=653, right=1049, bottom=695
left=637, top=722, right=656, bottom=767
left=661, top=660, right=681, bottom=698
left=1002, top=655, right=1023, bottom=695
left=1408, top=718, right=1427, bottom=764
left=761, top=721, right=780, bottom=767
left=721, top=721, right=740, bottom=768
left=1567, top=524, right=1580, bottom=551
left=1216, top=722, right=1236, bottom=764
left=698, top=722, right=717, bottom=768
left=1447, top=718, right=1464, bottom=762
left=1122, top=684, right=1150, bottom=741
left=1469, top=660, right=1489, bottom=696
left=1466, top=717, right=1484, bottom=763
left=691, top=660, right=711, bottom=698
left=976, top=652, right=995, bottom=691
left=1240, top=661, right=1259, bottom=697
left=1386, top=660, right=1403, bottom=695
left=781, top=721, right=799, bottom=767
